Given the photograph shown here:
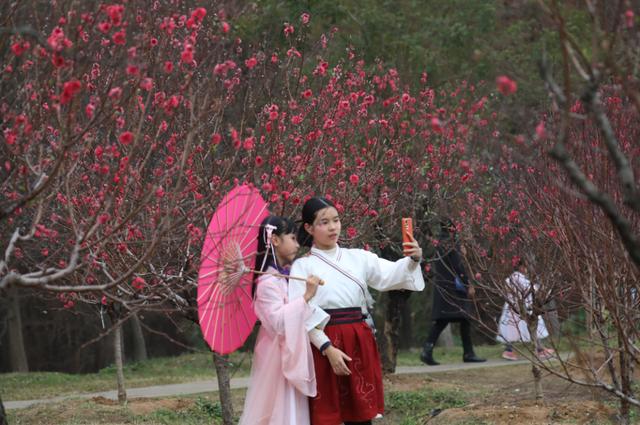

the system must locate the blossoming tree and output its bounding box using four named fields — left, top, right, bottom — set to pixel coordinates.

left=439, top=2, right=640, bottom=420
left=0, top=0, right=256, bottom=414
left=2, top=0, right=506, bottom=422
